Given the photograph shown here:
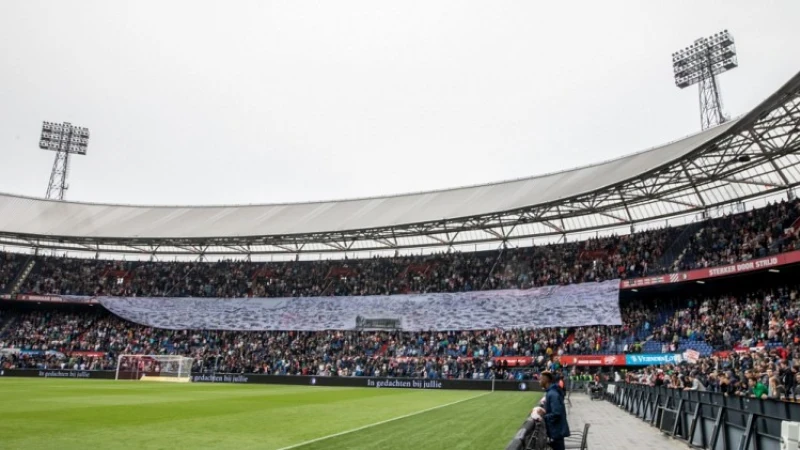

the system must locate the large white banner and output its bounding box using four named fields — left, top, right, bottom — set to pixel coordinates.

left=98, top=280, right=621, bottom=331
